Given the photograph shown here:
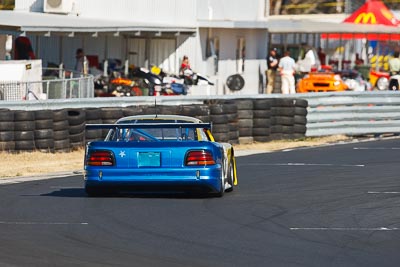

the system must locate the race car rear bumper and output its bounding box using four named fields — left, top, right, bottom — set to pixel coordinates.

left=84, top=166, right=223, bottom=194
